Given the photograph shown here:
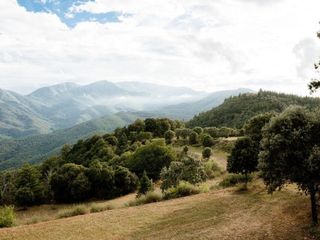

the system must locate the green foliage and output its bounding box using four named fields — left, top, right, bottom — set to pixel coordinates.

left=63, top=135, right=115, bottom=166
left=126, top=141, right=176, bottom=180
left=160, top=156, right=207, bottom=190
left=15, top=164, right=44, bottom=206
left=163, top=181, right=201, bottom=200
left=189, top=131, right=198, bottom=145
left=0, top=206, right=15, bottom=228
left=0, top=171, right=16, bottom=205
left=188, top=91, right=320, bottom=129
left=193, top=127, right=203, bottom=135
left=202, top=134, right=213, bottom=147
left=204, top=160, right=222, bottom=179
left=87, top=160, right=114, bottom=199
left=259, top=106, right=320, bottom=224
left=202, top=147, right=212, bottom=160
left=164, top=130, right=175, bottom=144
left=219, top=174, right=253, bottom=188
left=227, top=137, right=258, bottom=175
left=50, top=163, right=91, bottom=202
left=138, top=171, right=153, bottom=196
left=113, top=166, right=138, bottom=196
left=244, top=112, right=275, bottom=142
